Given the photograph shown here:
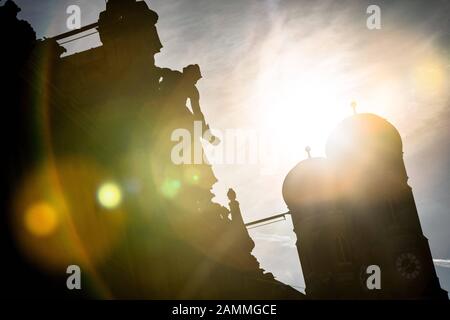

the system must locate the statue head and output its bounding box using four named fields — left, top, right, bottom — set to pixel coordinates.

left=3, top=0, right=21, bottom=16
left=106, top=0, right=136, bottom=10
left=183, top=64, right=202, bottom=83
